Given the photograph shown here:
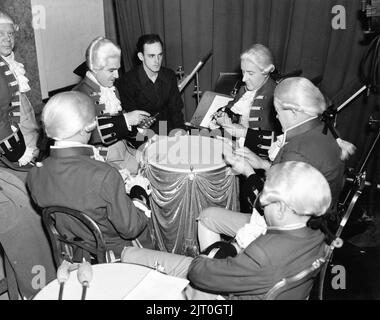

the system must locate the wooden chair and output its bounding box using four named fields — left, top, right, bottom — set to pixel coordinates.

left=264, top=255, right=327, bottom=300
left=0, top=243, right=19, bottom=300
left=42, top=199, right=152, bottom=268
left=42, top=206, right=109, bottom=268
left=265, top=239, right=342, bottom=300
left=318, top=172, right=366, bottom=300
